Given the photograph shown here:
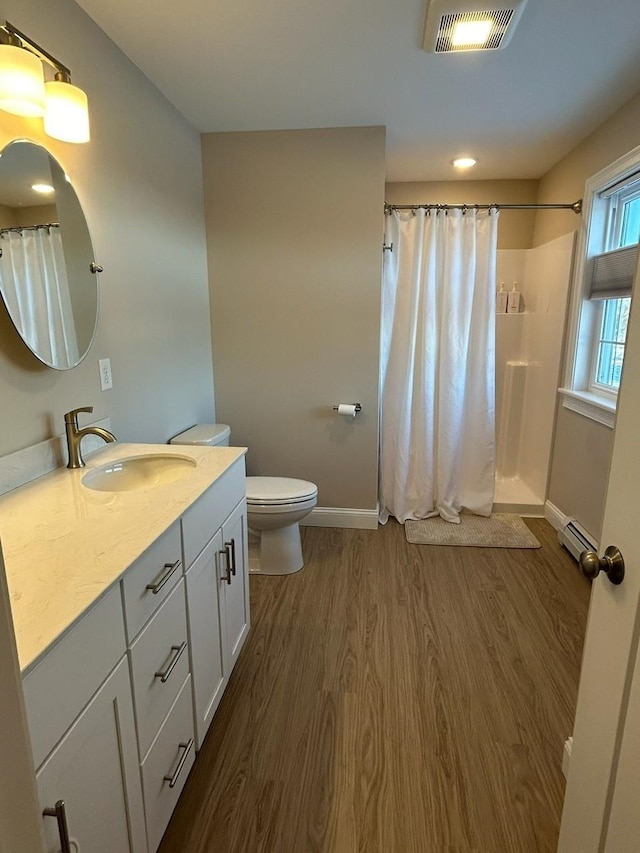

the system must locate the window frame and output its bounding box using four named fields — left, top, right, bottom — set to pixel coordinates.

left=559, top=144, right=640, bottom=429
